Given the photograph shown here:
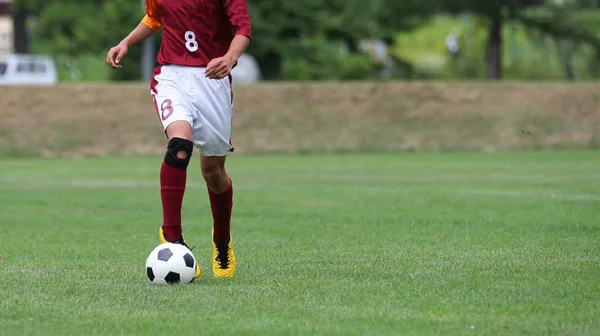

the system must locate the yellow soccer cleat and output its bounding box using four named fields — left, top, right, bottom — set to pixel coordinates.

left=212, top=230, right=235, bottom=278
left=158, top=226, right=168, bottom=244
left=158, top=226, right=201, bottom=279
